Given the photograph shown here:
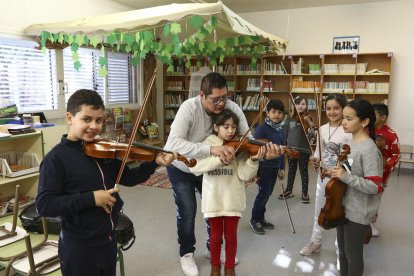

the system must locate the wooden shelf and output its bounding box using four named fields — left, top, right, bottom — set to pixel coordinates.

left=355, top=93, right=389, bottom=95
left=0, top=172, right=40, bottom=186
